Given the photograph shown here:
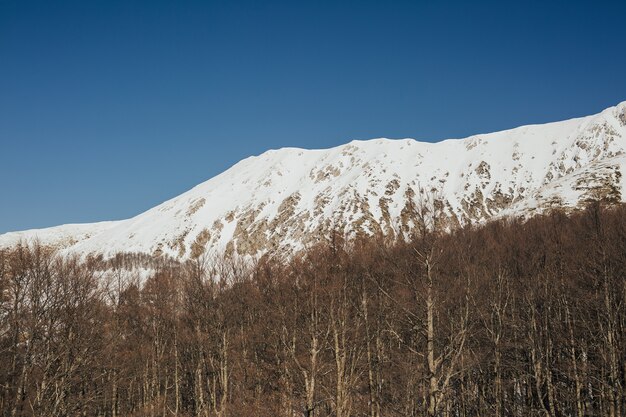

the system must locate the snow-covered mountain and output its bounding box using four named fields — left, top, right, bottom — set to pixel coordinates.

left=2, top=102, right=626, bottom=260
